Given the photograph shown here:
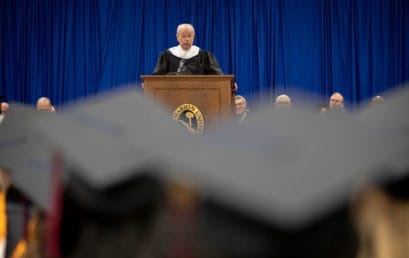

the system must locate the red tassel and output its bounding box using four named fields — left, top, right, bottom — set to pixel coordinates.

left=46, top=151, right=63, bottom=258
